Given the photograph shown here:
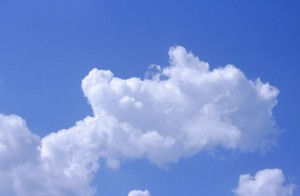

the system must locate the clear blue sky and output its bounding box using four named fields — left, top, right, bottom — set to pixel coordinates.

left=0, top=0, right=299, bottom=195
